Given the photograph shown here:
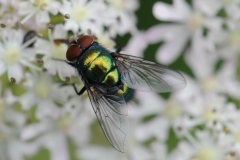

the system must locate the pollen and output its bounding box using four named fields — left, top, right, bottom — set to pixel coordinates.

left=2, top=47, right=21, bottom=66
